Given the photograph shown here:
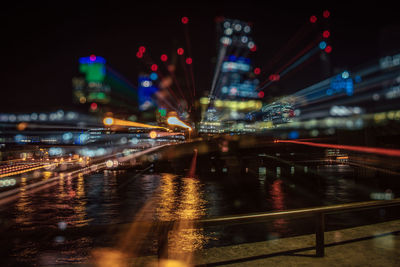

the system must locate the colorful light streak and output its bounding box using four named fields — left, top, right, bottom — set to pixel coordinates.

left=103, top=117, right=168, bottom=130
left=275, top=140, right=400, bottom=157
